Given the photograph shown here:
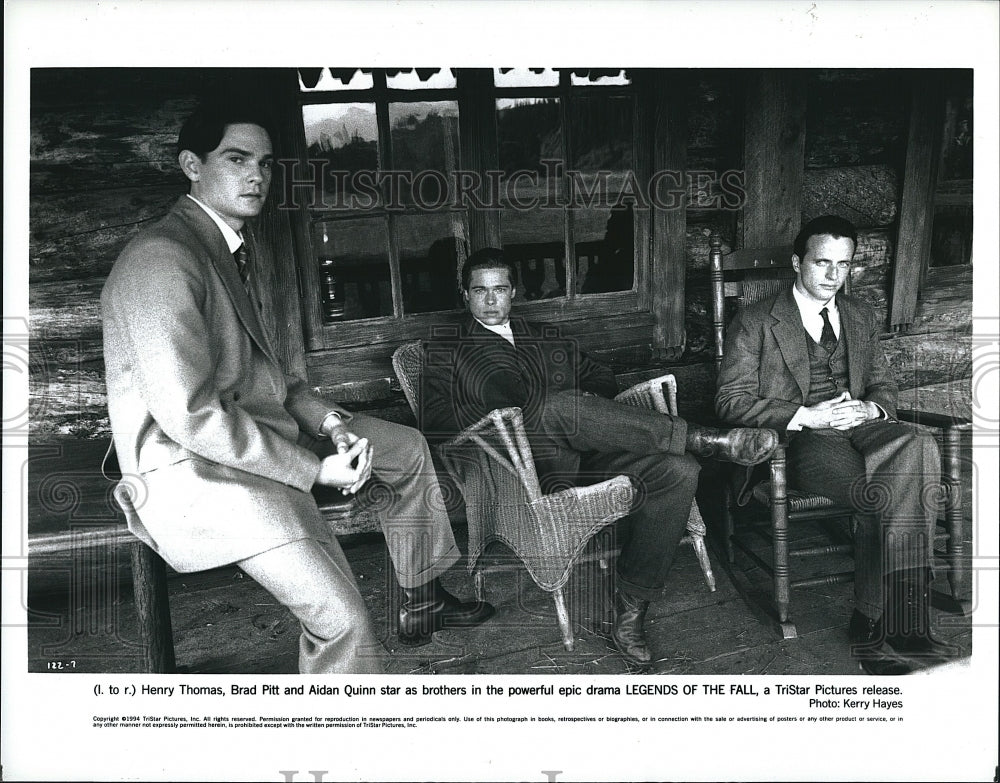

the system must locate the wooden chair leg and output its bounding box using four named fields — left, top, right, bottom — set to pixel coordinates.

left=943, top=426, right=968, bottom=602
left=770, top=448, right=796, bottom=638
left=691, top=533, right=717, bottom=592
left=553, top=588, right=574, bottom=652
left=474, top=570, right=487, bottom=603
left=722, top=486, right=736, bottom=563
left=129, top=541, right=175, bottom=673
